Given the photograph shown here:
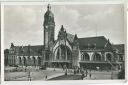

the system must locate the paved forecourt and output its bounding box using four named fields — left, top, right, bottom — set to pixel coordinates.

left=5, top=66, right=119, bottom=81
